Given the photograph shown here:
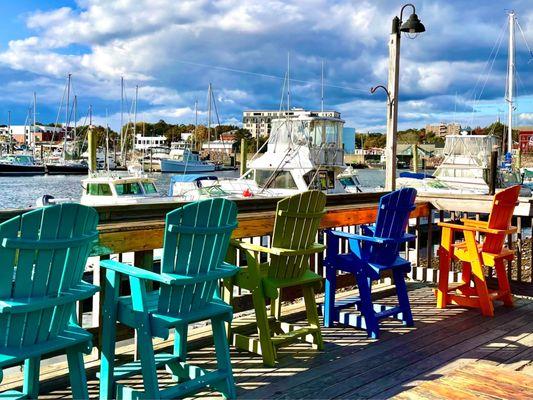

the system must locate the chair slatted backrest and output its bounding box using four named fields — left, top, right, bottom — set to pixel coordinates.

left=0, top=203, right=98, bottom=349
left=365, top=188, right=417, bottom=265
left=269, top=191, right=326, bottom=280
left=157, top=198, right=237, bottom=315
left=483, top=185, right=520, bottom=253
